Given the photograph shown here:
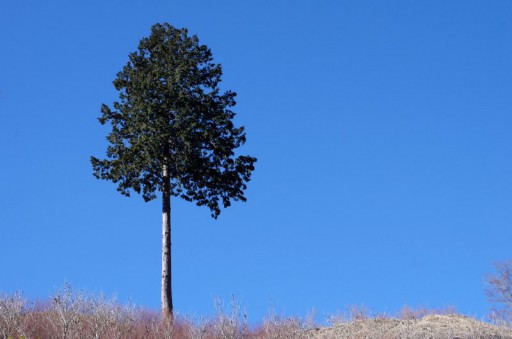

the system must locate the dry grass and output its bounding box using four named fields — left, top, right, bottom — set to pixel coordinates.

left=1, top=286, right=512, bottom=338
left=317, top=307, right=512, bottom=339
